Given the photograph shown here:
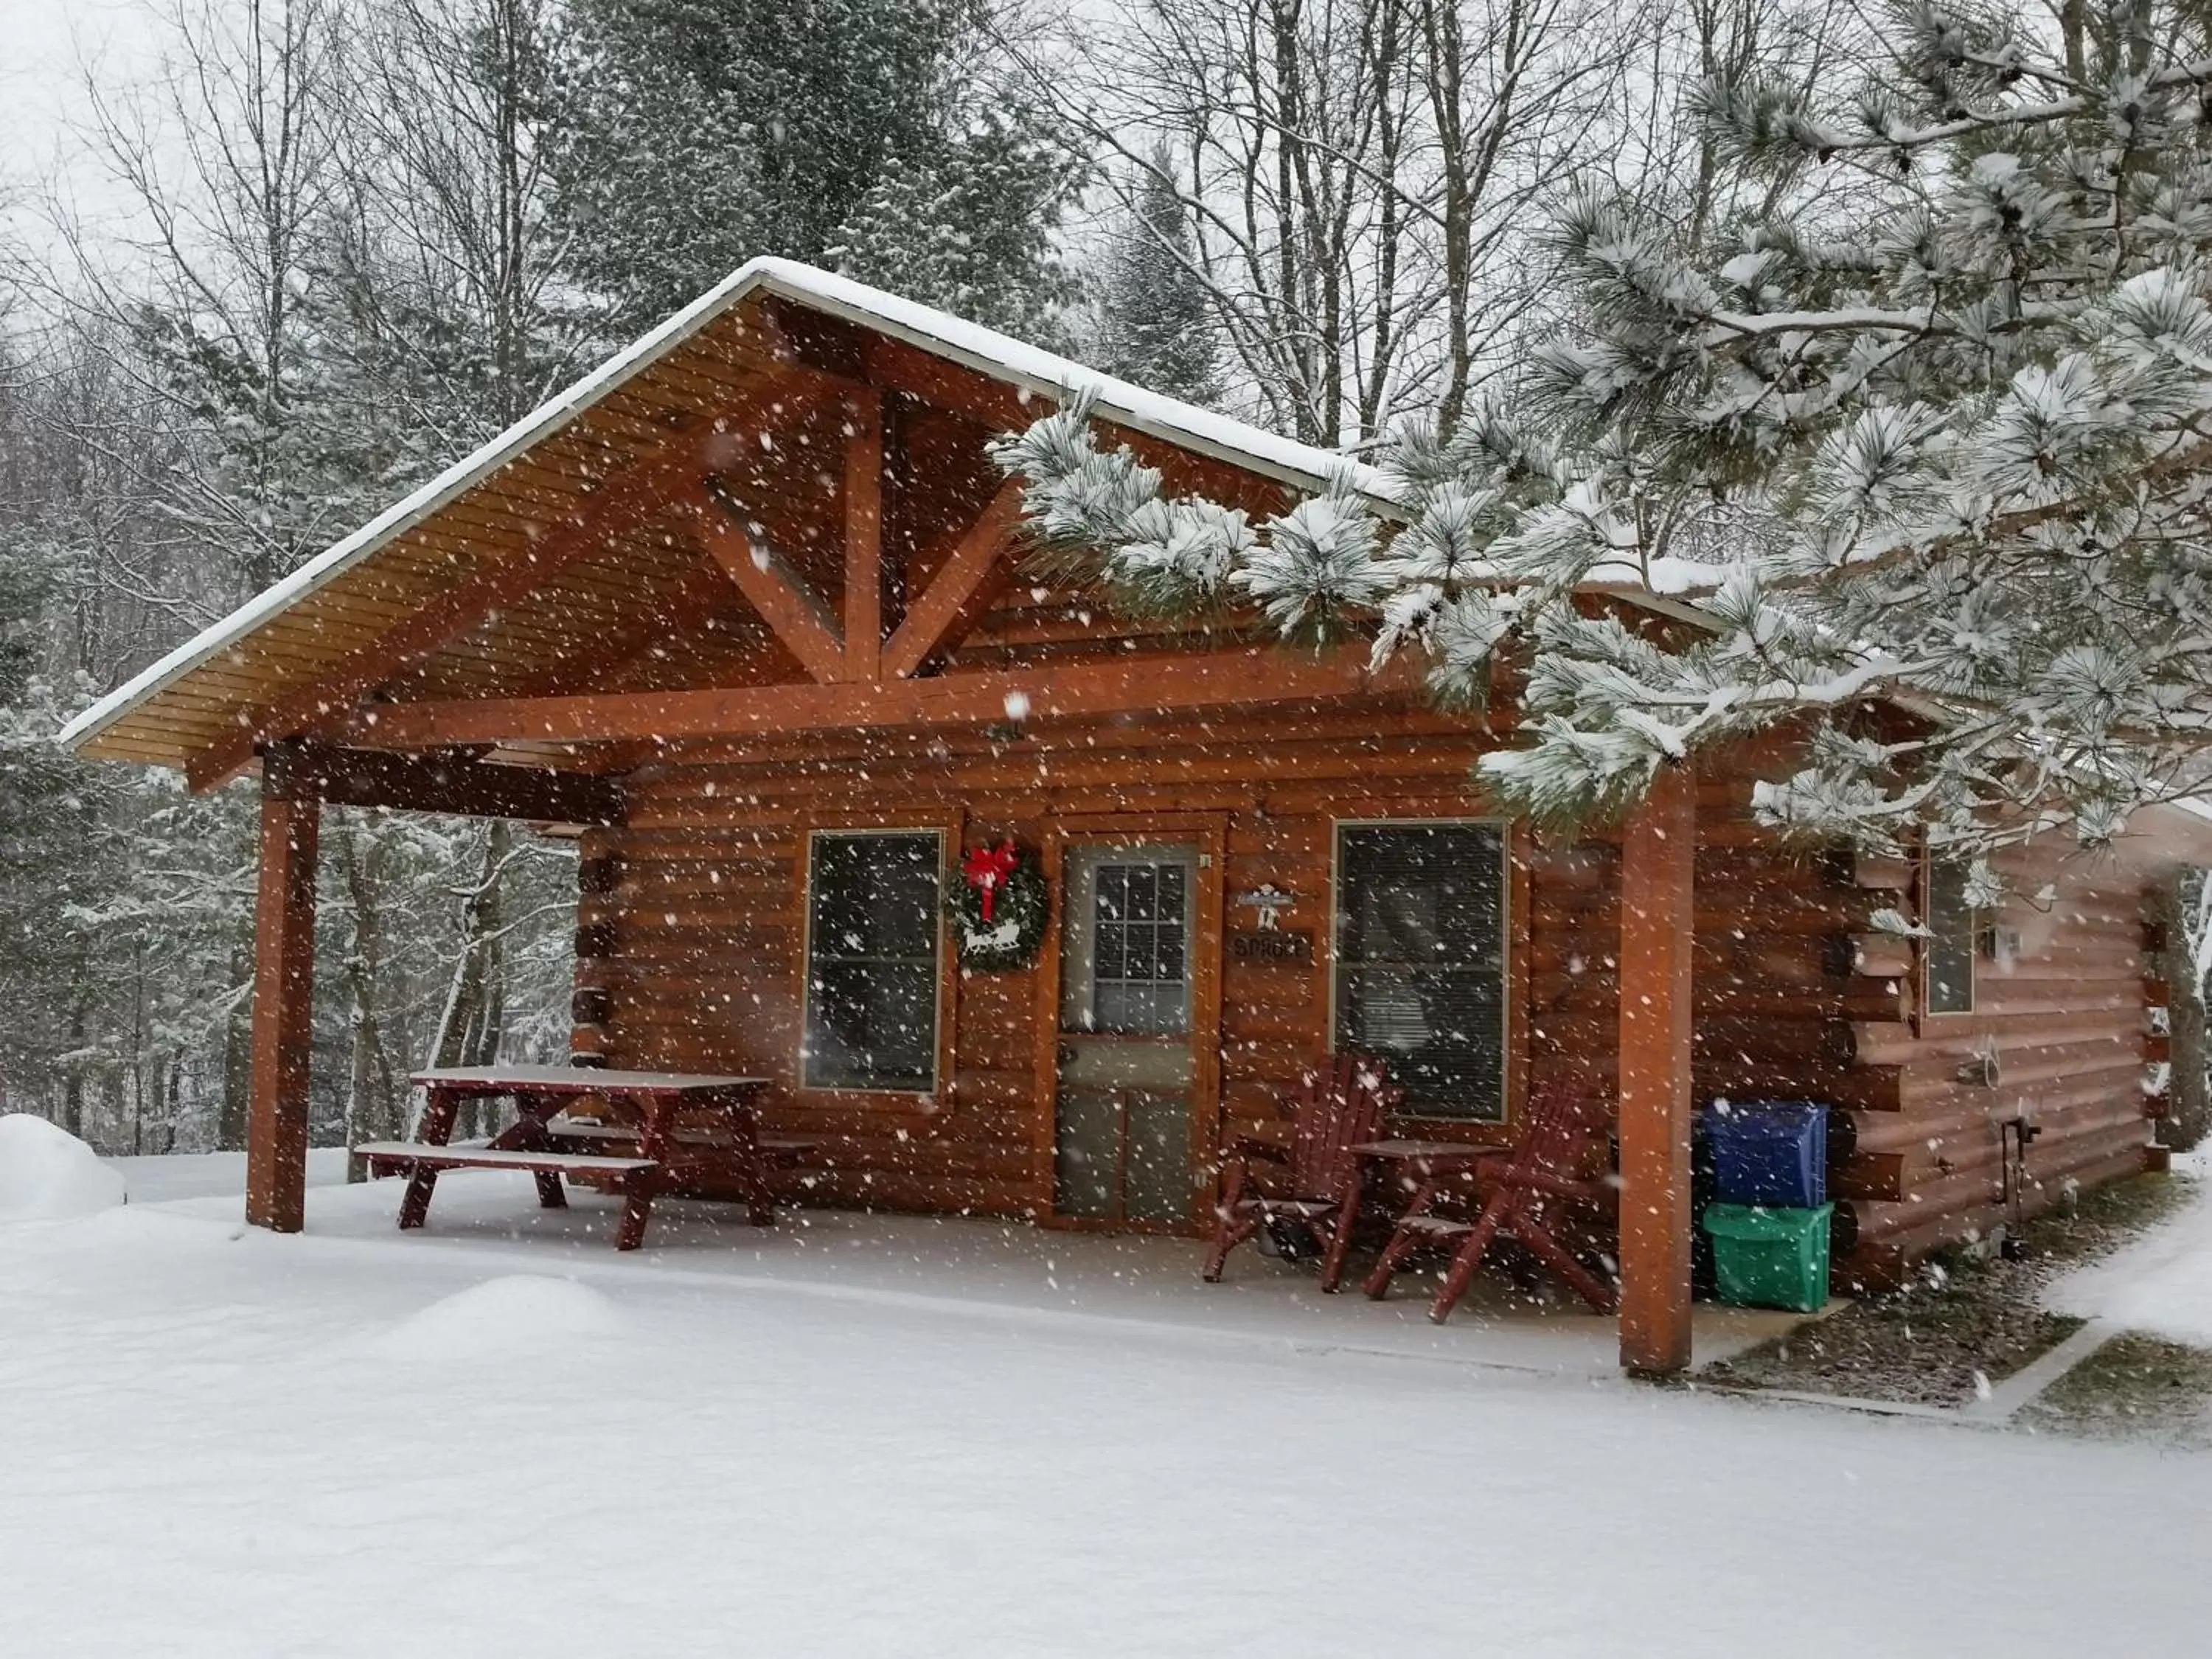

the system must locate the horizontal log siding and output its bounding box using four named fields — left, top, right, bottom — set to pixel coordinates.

left=1833, top=841, right=2160, bottom=1290
left=573, top=714, right=2160, bottom=1281
left=580, top=707, right=1510, bottom=1224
